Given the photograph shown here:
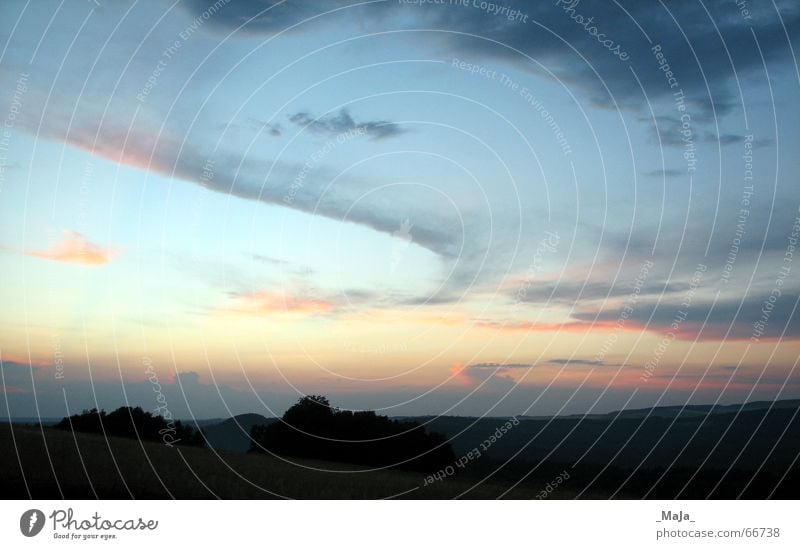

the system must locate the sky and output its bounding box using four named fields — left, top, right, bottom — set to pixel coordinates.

left=1, top=0, right=798, bottom=419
